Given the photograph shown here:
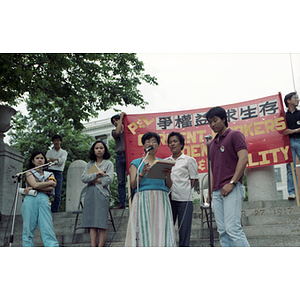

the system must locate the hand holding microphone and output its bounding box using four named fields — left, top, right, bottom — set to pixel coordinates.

left=144, top=145, right=154, bottom=153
